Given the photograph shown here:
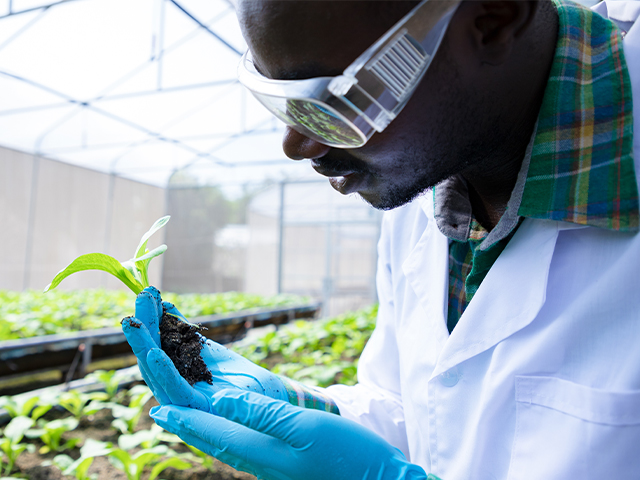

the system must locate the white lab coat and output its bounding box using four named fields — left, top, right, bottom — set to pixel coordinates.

left=326, top=3, right=640, bottom=479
